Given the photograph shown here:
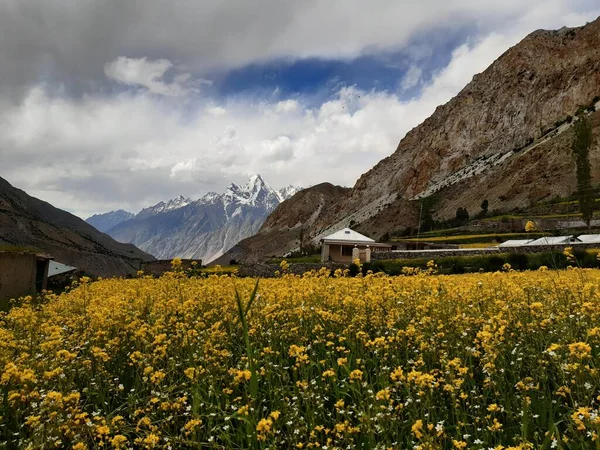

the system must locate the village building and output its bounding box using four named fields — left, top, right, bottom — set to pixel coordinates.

left=497, top=239, right=535, bottom=248
left=0, top=251, right=53, bottom=308
left=320, top=228, right=391, bottom=263
left=576, top=234, right=600, bottom=244
left=526, top=235, right=579, bottom=246
left=48, top=261, right=77, bottom=278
